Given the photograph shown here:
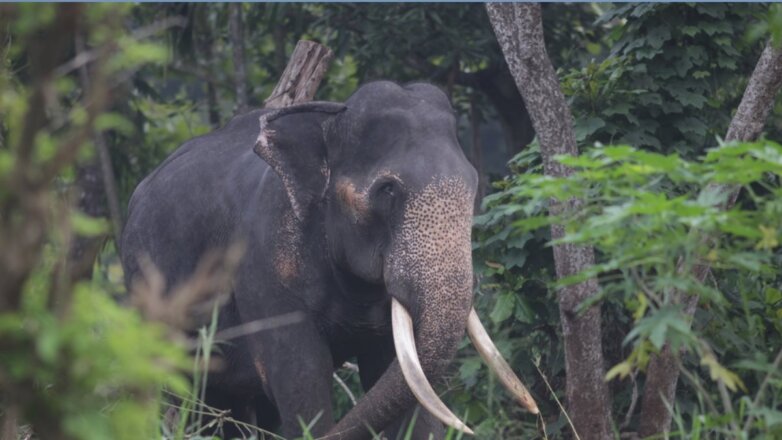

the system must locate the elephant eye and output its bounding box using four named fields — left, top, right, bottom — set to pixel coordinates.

left=379, top=182, right=395, bottom=197
left=373, top=178, right=402, bottom=204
